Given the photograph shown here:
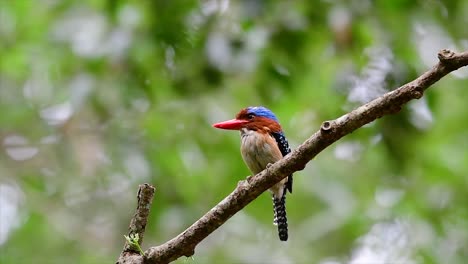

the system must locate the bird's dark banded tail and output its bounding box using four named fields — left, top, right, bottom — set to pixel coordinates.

left=272, top=193, right=288, bottom=241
